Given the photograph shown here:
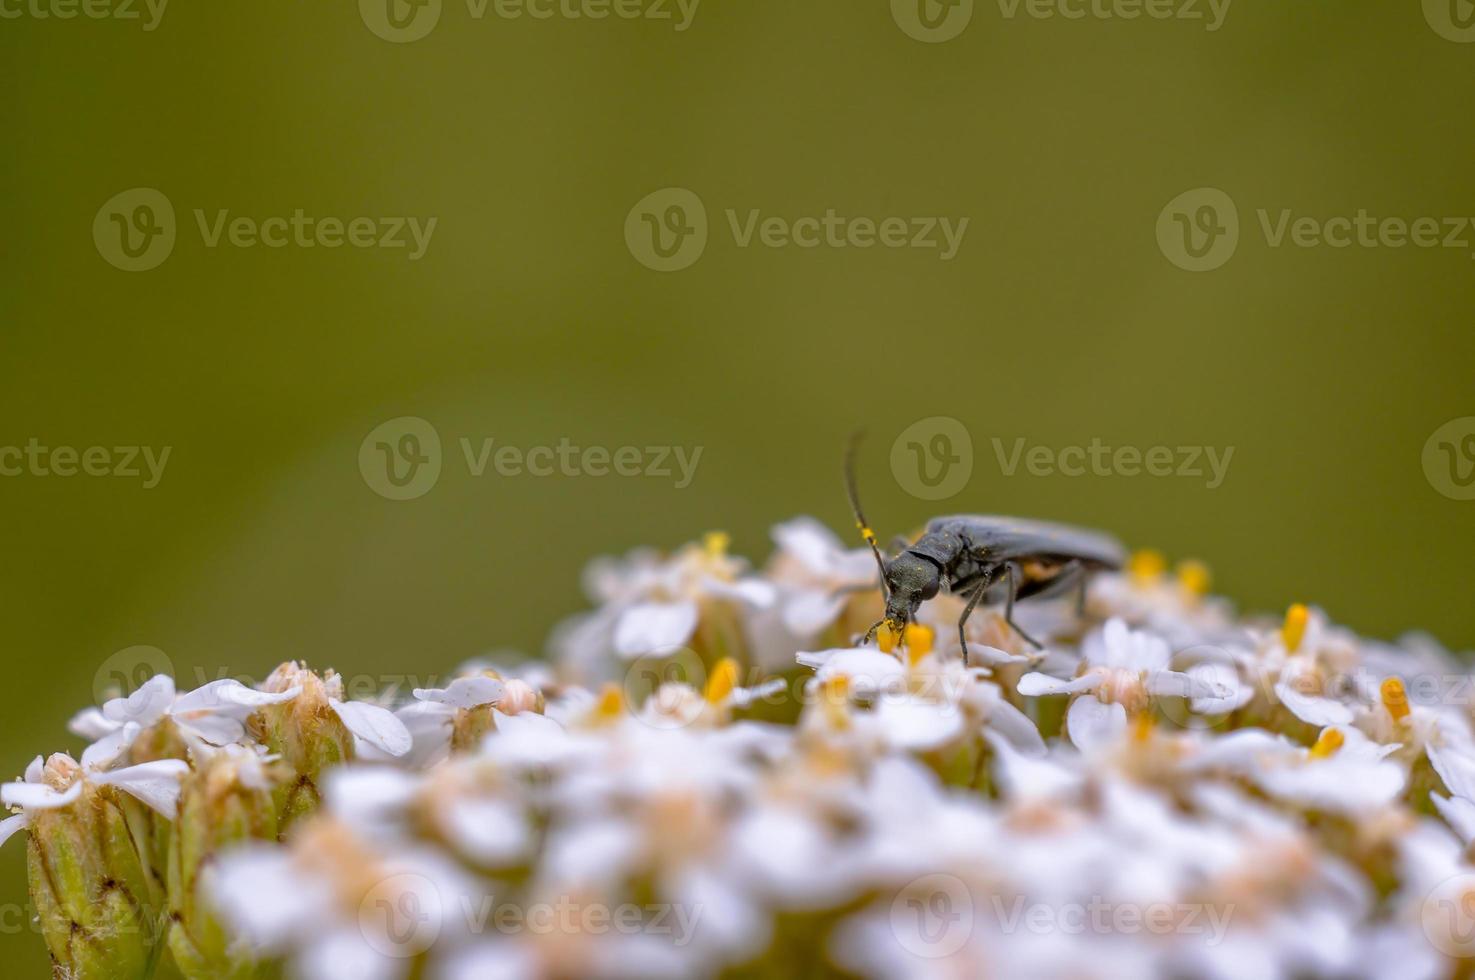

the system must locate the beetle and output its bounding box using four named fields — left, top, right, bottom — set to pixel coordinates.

left=845, top=434, right=1126, bottom=664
